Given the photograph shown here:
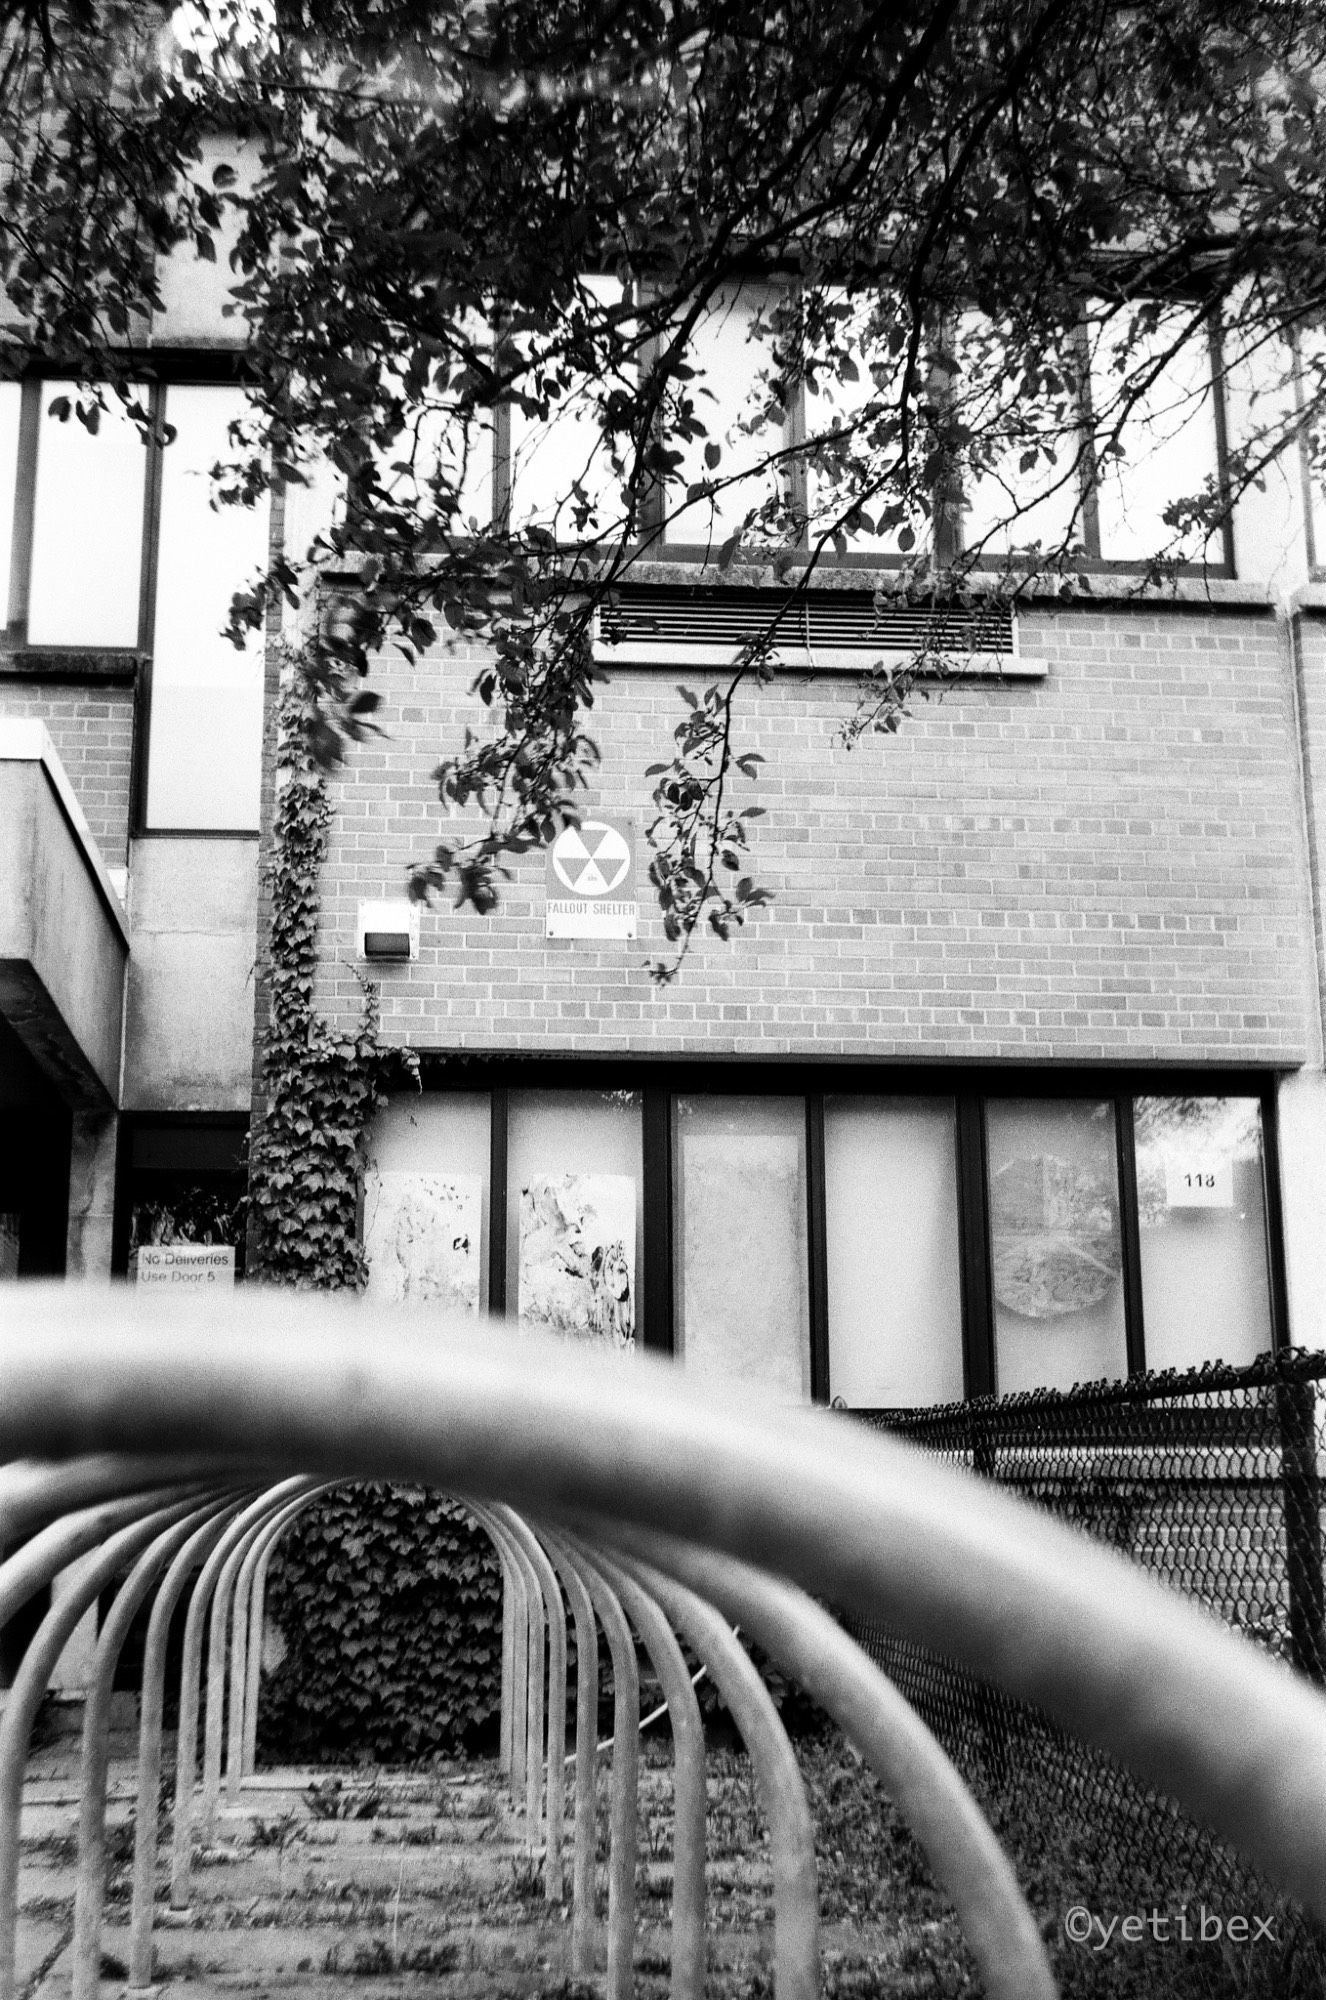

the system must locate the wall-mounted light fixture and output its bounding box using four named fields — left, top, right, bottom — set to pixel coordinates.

left=357, top=899, right=419, bottom=962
